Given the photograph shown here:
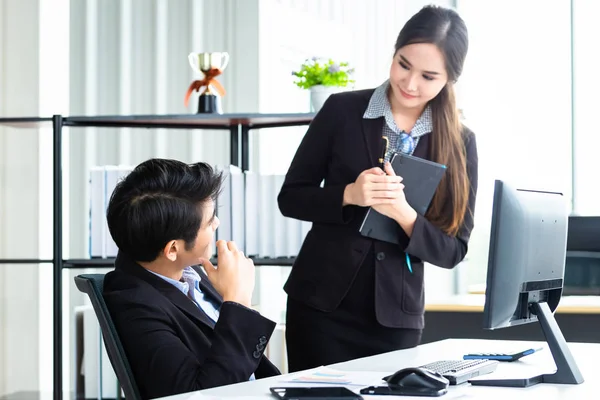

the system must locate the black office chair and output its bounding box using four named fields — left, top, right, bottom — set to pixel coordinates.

left=74, top=274, right=141, bottom=400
